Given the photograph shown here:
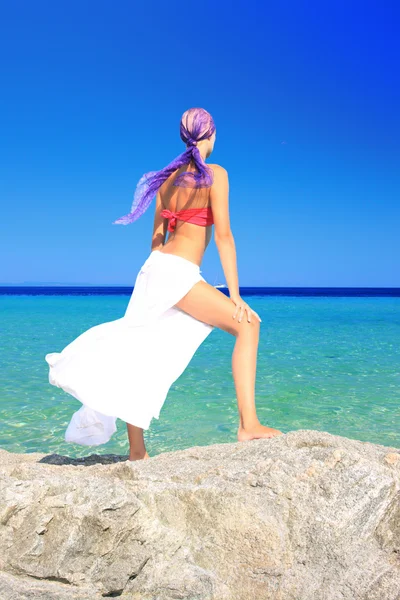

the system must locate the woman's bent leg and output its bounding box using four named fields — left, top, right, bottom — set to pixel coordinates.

left=175, top=281, right=283, bottom=440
